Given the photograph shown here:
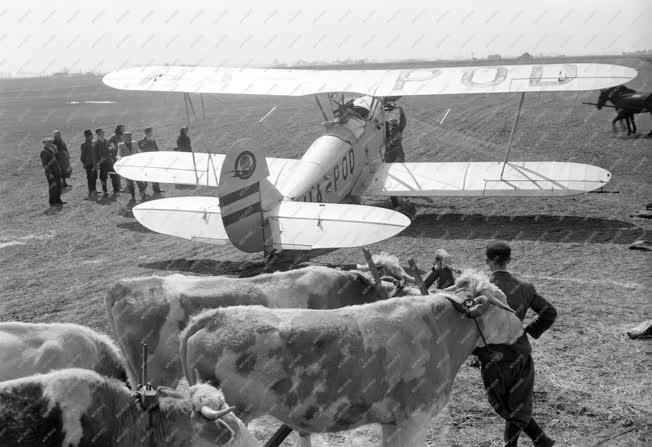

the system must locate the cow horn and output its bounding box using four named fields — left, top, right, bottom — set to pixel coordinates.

left=485, top=294, right=517, bottom=313
left=466, top=296, right=490, bottom=318
left=200, top=405, right=236, bottom=420
left=355, top=263, right=369, bottom=271
left=156, top=386, right=185, bottom=399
